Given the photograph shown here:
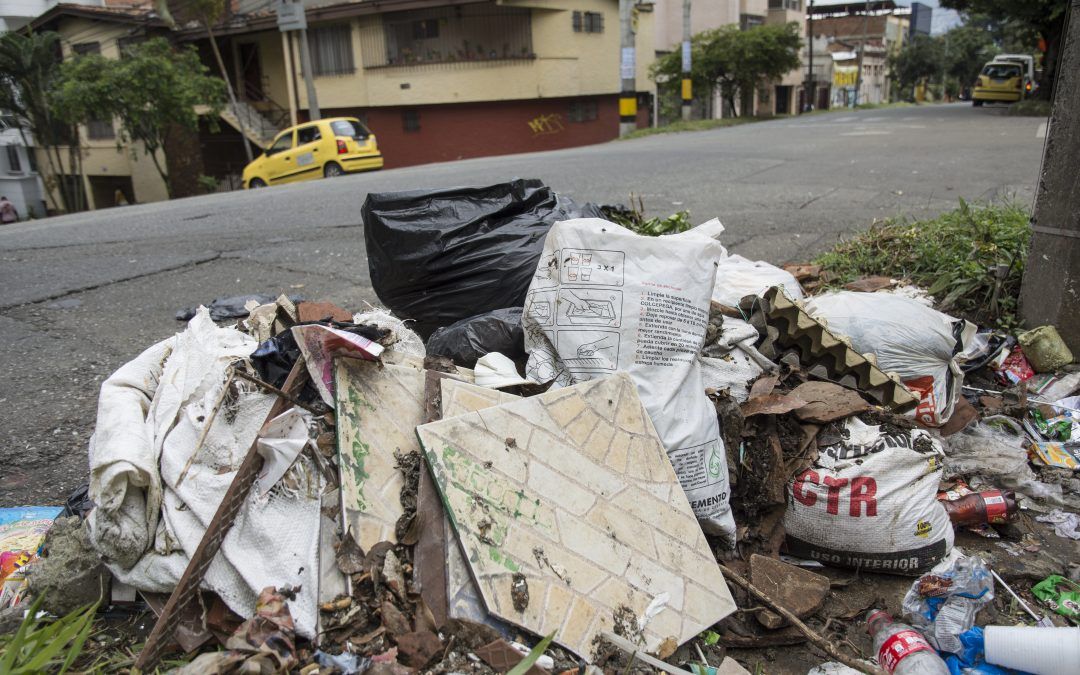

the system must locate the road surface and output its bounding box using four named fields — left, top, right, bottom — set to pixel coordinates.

left=0, top=103, right=1046, bottom=505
